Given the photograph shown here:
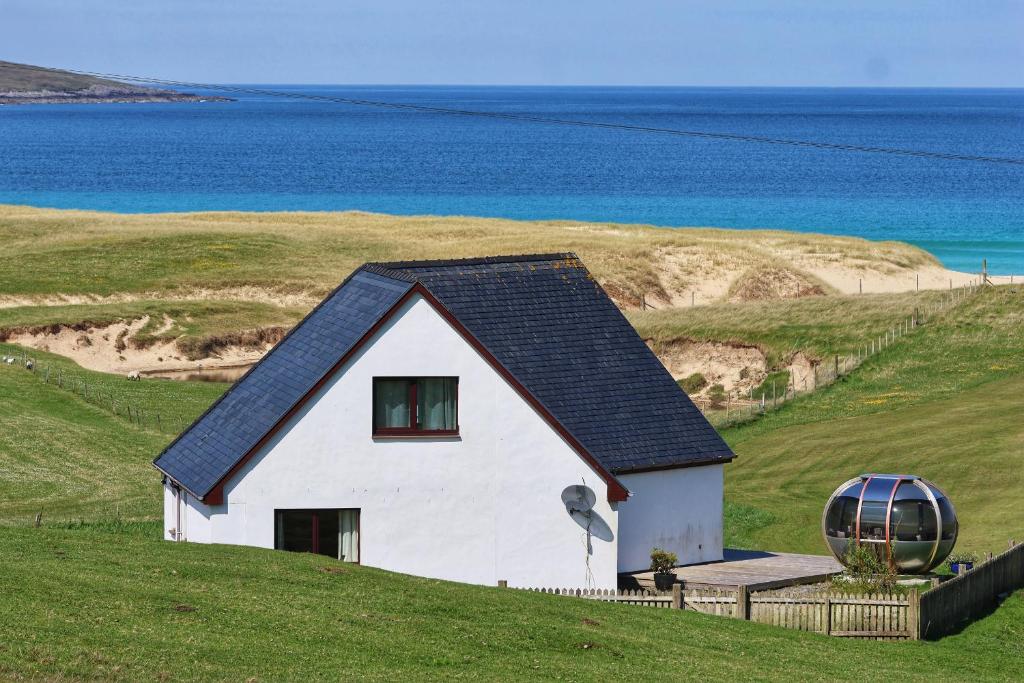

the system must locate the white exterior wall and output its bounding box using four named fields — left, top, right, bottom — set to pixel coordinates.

left=616, top=465, right=724, bottom=573
left=163, top=483, right=215, bottom=543
left=166, top=294, right=620, bottom=588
